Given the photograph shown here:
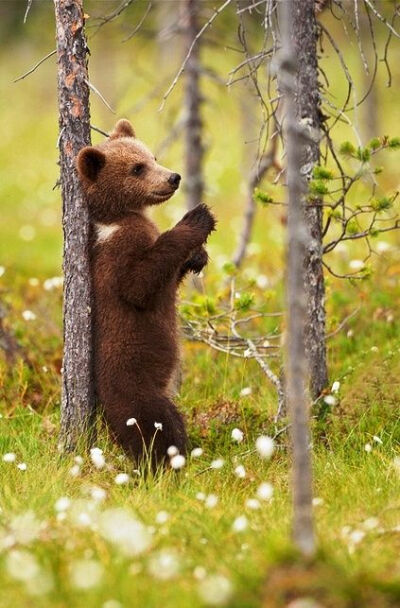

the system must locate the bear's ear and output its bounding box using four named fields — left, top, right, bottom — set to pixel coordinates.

left=76, top=147, right=106, bottom=182
left=109, top=118, right=136, bottom=140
